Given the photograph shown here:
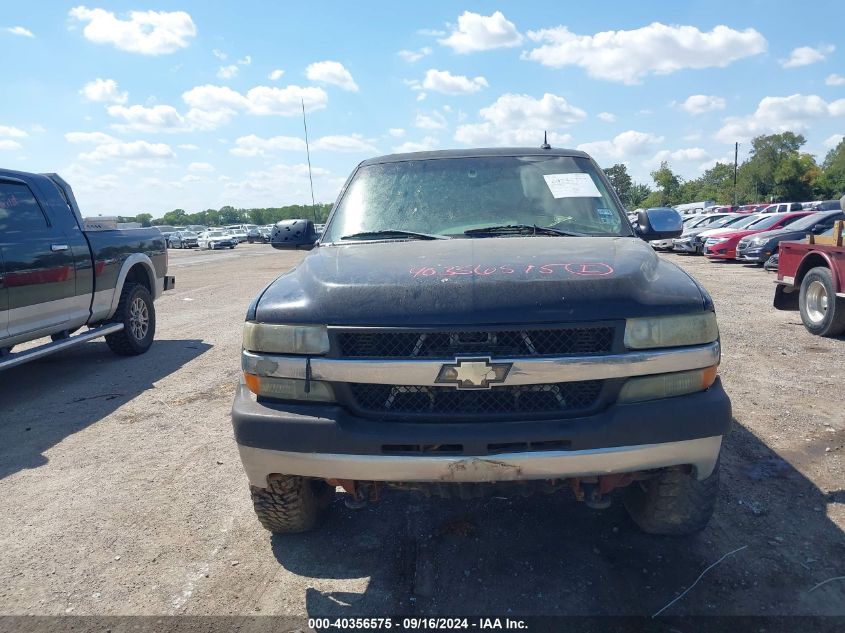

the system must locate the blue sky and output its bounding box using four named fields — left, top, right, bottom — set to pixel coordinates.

left=2, top=1, right=844, bottom=216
